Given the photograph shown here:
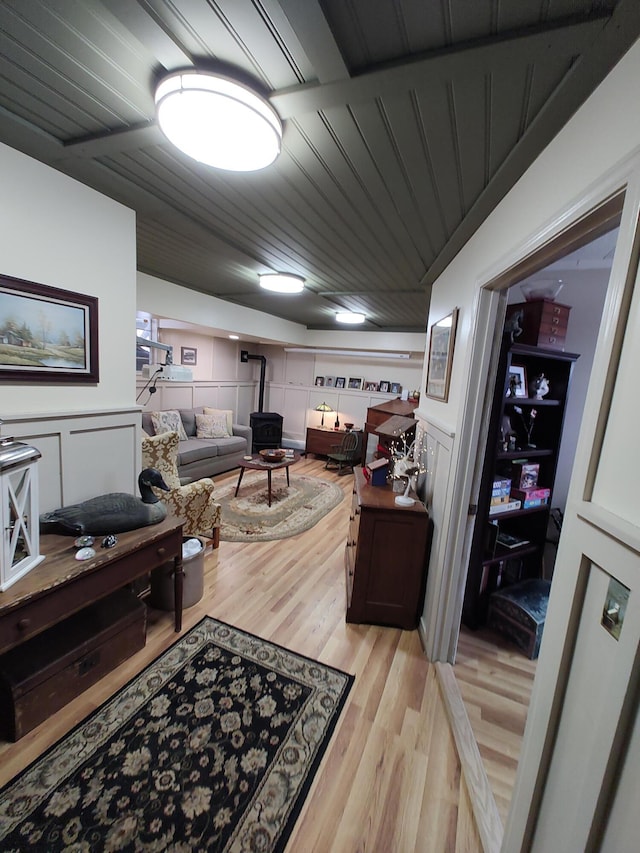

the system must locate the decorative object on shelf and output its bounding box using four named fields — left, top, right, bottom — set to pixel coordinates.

left=364, top=380, right=379, bottom=391
left=379, top=380, right=390, bottom=392
left=507, top=364, right=527, bottom=397
left=530, top=373, right=550, bottom=399
left=0, top=274, right=99, bottom=384
left=348, top=377, right=363, bottom=390
left=335, top=376, right=345, bottom=388
left=315, top=376, right=324, bottom=386
left=315, top=401, right=333, bottom=427
left=0, top=435, right=45, bottom=591
left=334, top=413, right=340, bottom=430
left=513, top=406, right=538, bottom=448
left=389, top=438, right=421, bottom=506
left=39, top=468, right=170, bottom=535
left=505, top=307, right=524, bottom=343
left=325, top=375, right=336, bottom=387
left=426, top=308, right=458, bottom=401
left=390, top=382, right=401, bottom=394
left=520, top=279, right=564, bottom=302
left=344, top=422, right=354, bottom=431
left=364, top=457, right=390, bottom=486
